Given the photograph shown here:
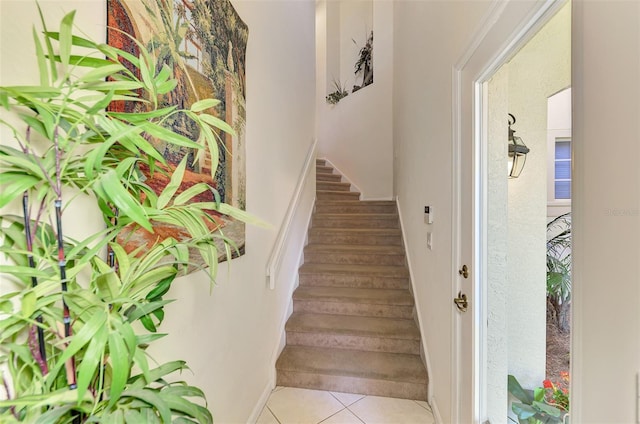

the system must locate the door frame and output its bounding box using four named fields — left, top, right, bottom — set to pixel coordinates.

left=451, top=0, right=569, bottom=421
